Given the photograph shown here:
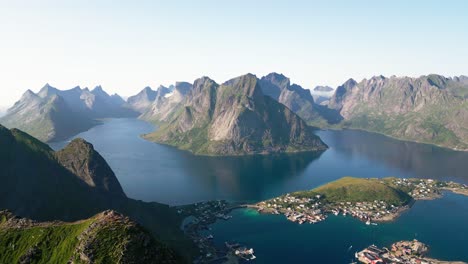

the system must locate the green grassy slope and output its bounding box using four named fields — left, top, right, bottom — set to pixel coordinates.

left=293, top=177, right=413, bottom=206
left=0, top=210, right=181, bottom=264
